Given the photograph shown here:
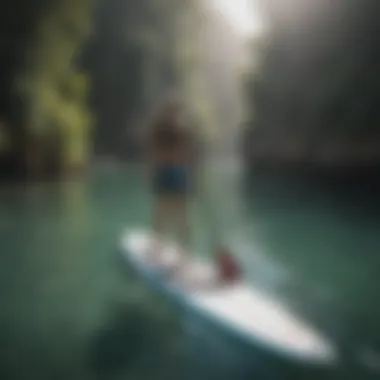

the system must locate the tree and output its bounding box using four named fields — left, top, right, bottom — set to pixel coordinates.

left=16, top=0, right=94, bottom=177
